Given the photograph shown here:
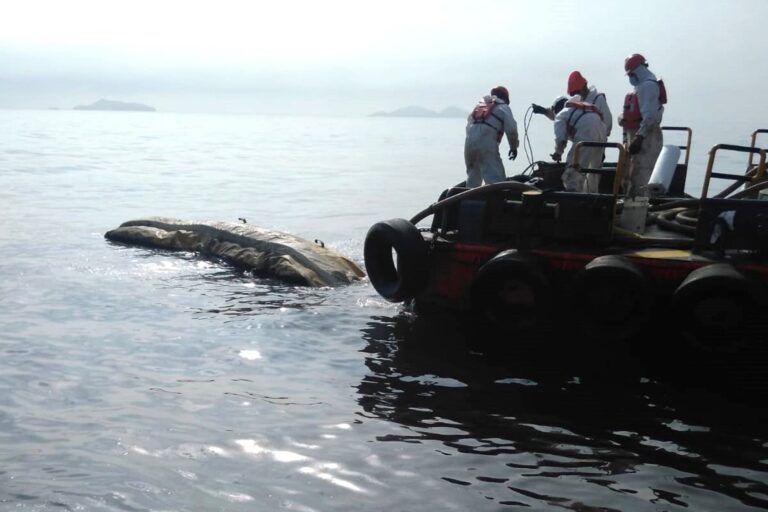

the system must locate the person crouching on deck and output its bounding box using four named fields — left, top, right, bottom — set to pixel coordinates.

left=532, top=71, right=613, bottom=140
